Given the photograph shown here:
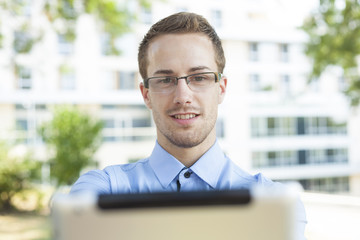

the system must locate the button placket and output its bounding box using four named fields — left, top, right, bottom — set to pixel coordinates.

left=184, top=171, right=192, bottom=178
left=178, top=168, right=192, bottom=183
